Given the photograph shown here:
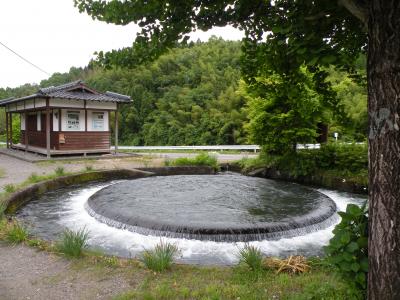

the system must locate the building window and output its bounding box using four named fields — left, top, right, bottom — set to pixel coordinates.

left=67, top=111, right=80, bottom=130
left=92, top=112, right=104, bottom=130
